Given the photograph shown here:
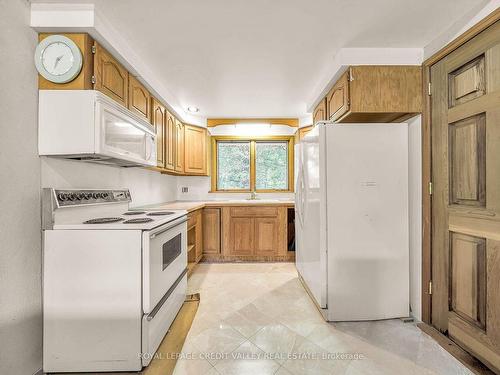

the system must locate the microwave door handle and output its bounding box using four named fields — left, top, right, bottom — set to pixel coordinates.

left=150, top=217, right=188, bottom=238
